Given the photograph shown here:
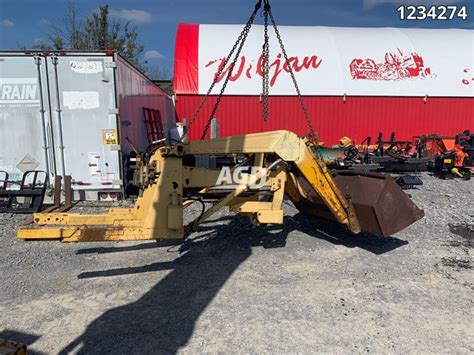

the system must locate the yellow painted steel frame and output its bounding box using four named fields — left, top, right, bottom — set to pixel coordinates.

left=18, top=152, right=184, bottom=242
left=17, top=130, right=358, bottom=242
left=228, top=167, right=286, bottom=225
